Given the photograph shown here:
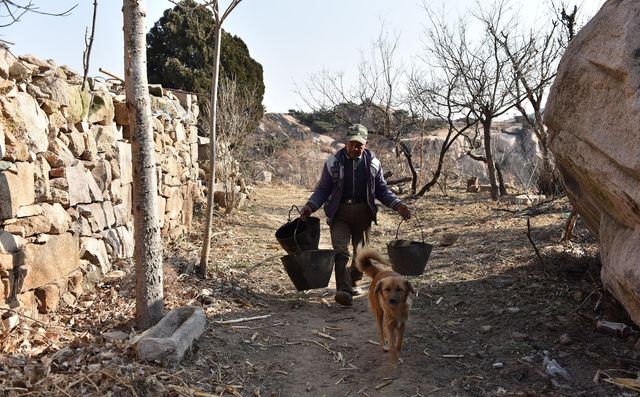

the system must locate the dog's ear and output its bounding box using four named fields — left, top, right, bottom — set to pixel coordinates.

left=405, top=279, right=416, bottom=295
left=374, top=281, right=383, bottom=295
